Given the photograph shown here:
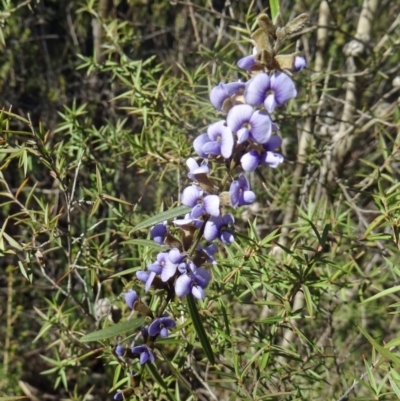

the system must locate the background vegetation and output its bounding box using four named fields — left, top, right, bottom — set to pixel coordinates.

left=0, top=0, right=400, bottom=400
